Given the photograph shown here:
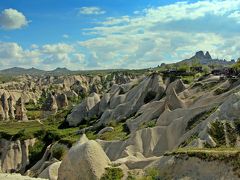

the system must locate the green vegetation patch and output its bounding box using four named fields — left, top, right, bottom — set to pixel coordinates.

left=52, top=143, right=68, bottom=160
left=208, top=121, right=226, bottom=147
left=27, top=110, right=42, bottom=120
left=202, top=81, right=219, bottom=90
left=214, top=87, right=230, bottom=95
left=181, top=75, right=195, bottom=84
left=186, top=107, right=217, bottom=131
left=234, top=119, right=240, bottom=135
left=139, top=119, right=157, bottom=129
left=180, top=133, right=198, bottom=148
left=0, top=109, right=79, bottom=144
left=101, top=167, right=124, bottom=180
left=226, top=122, right=237, bottom=147
left=165, top=147, right=240, bottom=177
left=28, top=140, right=45, bottom=168
left=98, top=122, right=130, bottom=141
